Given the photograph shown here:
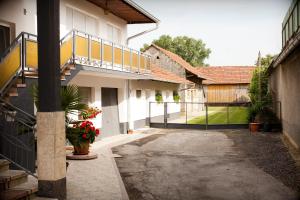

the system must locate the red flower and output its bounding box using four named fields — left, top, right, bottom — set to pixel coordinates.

left=96, top=129, right=100, bottom=136
left=82, top=133, right=87, bottom=139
